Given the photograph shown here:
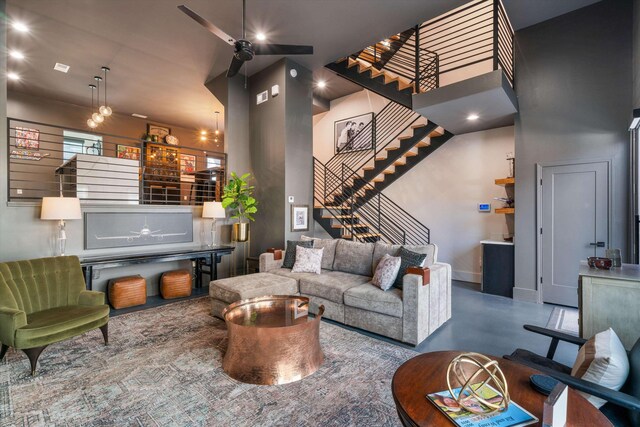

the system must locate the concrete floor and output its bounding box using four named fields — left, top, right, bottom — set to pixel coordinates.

left=327, top=280, right=579, bottom=367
